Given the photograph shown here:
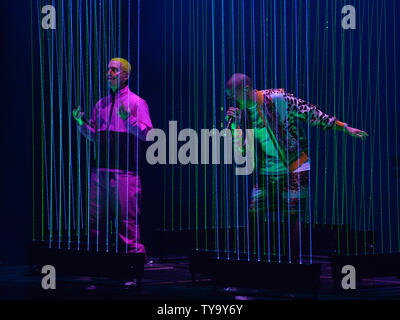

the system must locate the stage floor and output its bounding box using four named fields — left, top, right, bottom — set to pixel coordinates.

left=1, top=256, right=400, bottom=300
